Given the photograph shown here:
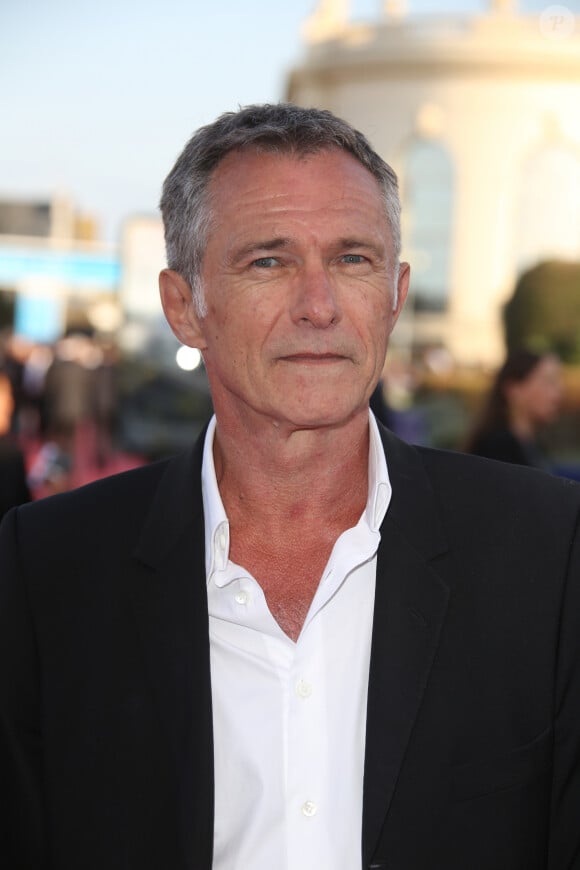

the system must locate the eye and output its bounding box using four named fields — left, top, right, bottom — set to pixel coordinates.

left=252, top=257, right=279, bottom=268
left=341, top=254, right=366, bottom=265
